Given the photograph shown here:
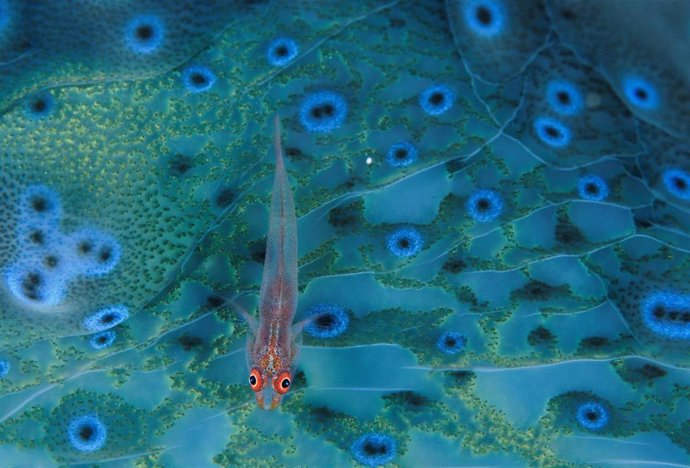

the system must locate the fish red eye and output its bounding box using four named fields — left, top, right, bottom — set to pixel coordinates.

left=249, top=368, right=263, bottom=392
left=273, top=371, right=291, bottom=394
